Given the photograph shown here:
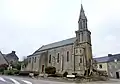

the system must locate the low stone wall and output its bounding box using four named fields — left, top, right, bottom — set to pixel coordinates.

left=37, top=75, right=108, bottom=83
